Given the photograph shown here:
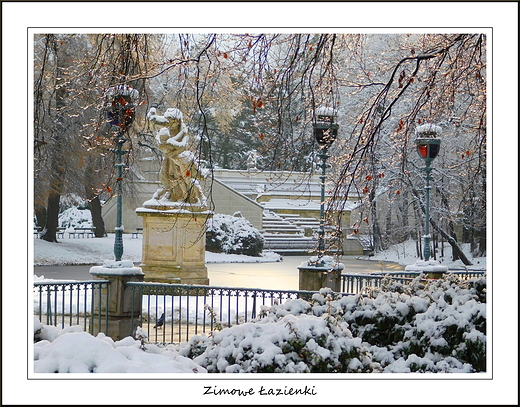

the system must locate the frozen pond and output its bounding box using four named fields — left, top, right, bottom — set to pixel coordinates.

left=33, top=256, right=404, bottom=290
